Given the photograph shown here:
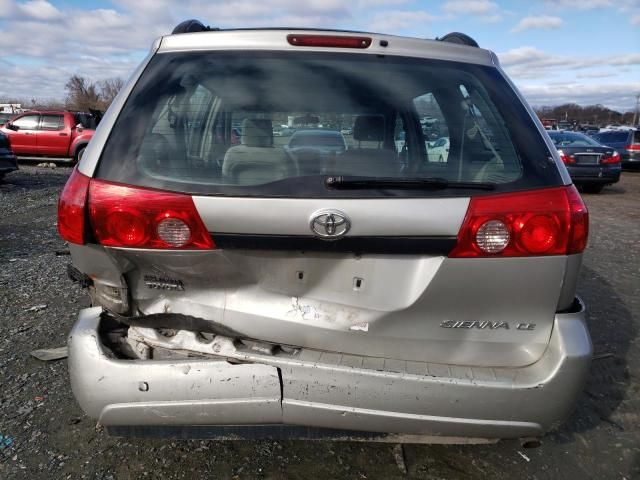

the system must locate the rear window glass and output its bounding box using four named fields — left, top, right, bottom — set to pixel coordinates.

left=97, top=51, right=561, bottom=197
left=40, top=114, right=64, bottom=131
left=594, top=131, right=630, bottom=144
left=548, top=132, right=600, bottom=147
